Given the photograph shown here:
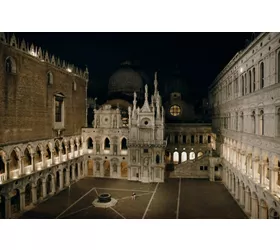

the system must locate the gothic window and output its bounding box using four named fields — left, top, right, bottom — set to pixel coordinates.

left=189, top=152, right=195, bottom=160
left=104, top=138, right=110, bottom=149
left=87, top=137, right=93, bottom=149
left=5, top=57, right=16, bottom=74
left=55, top=96, right=63, bottom=122
left=252, top=68, right=256, bottom=91
left=170, top=105, right=181, bottom=116
left=249, top=70, right=252, bottom=93
left=47, top=72, right=53, bottom=85
left=199, top=135, right=203, bottom=144
left=260, top=62, right=264, bottom=89
left=156, top=155, right=160, bottom=164
left=183, top=135, right=186, bottom=144
left=242, top=75, right=245, bottom=96
left=259, top=110, right=264, bottom=135
left=208, top=135, right=211, bottom=143
left=121, top=138, right=127, bottom=150
left=0, top=156, right=5, bottom=174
